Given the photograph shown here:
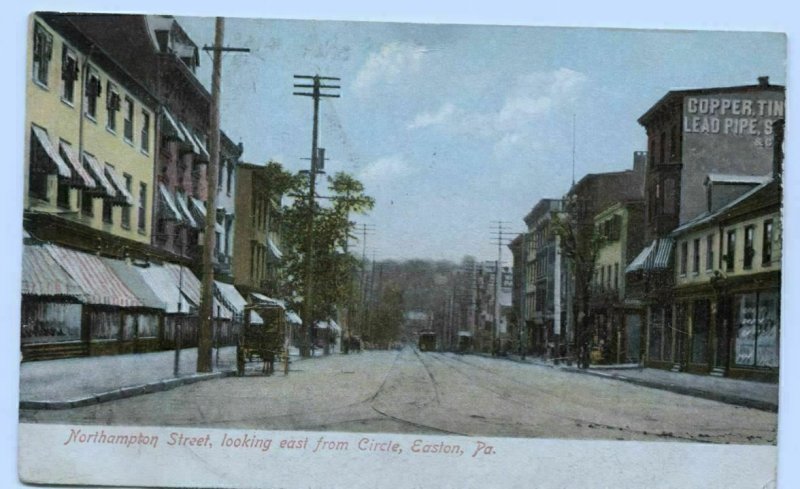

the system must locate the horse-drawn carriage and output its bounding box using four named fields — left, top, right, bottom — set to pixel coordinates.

left=237, top=297, right=287, bottom=376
